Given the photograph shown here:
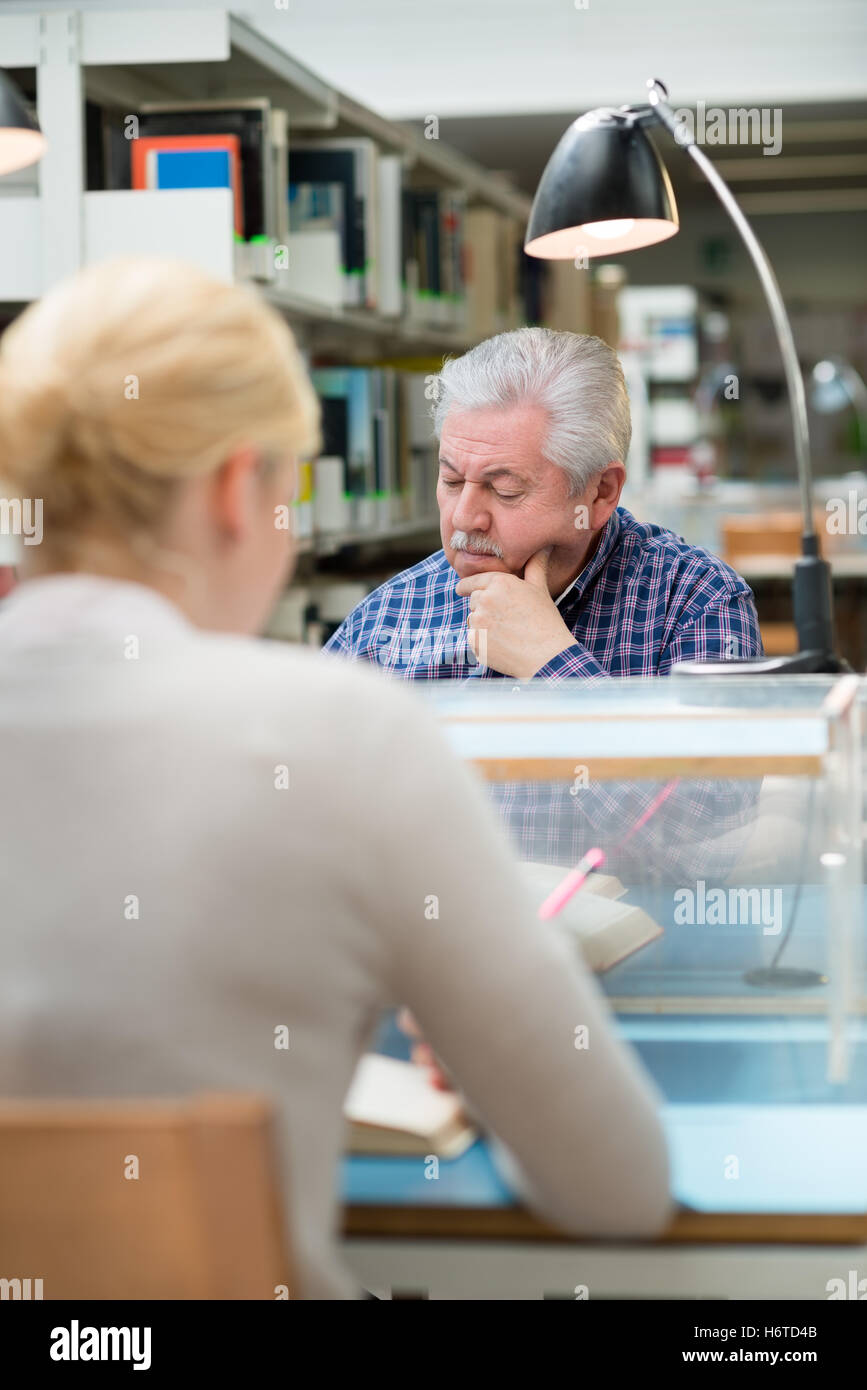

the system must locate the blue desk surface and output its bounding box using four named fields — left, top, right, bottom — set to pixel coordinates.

left=602, top=884, right=841, bottom=1001
left=343, top=885, right=867, bottom=1219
